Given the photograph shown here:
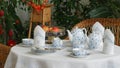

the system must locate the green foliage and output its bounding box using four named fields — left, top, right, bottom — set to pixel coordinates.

left=87, top=0, right=120, bottom=18
left=0, top=0, right=30, bottom=45
left=51, top=0, right=83, bottom=29
left=51, top=0, right=120, bottom=30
